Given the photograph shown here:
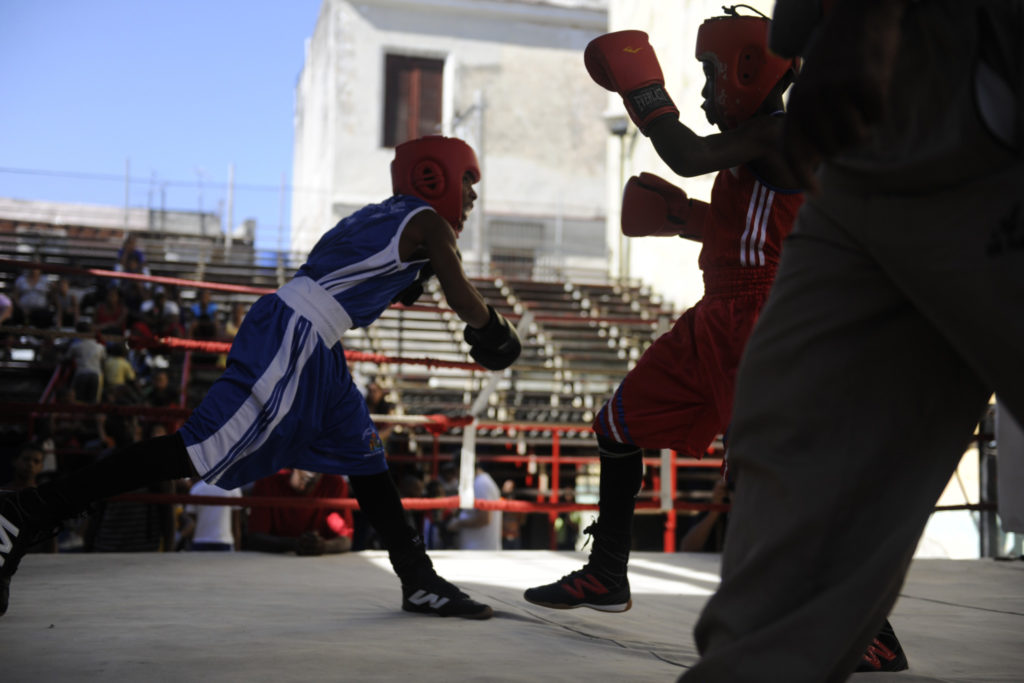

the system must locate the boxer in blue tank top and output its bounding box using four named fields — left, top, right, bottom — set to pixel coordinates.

left=1, top=136, right=522, bottom=621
